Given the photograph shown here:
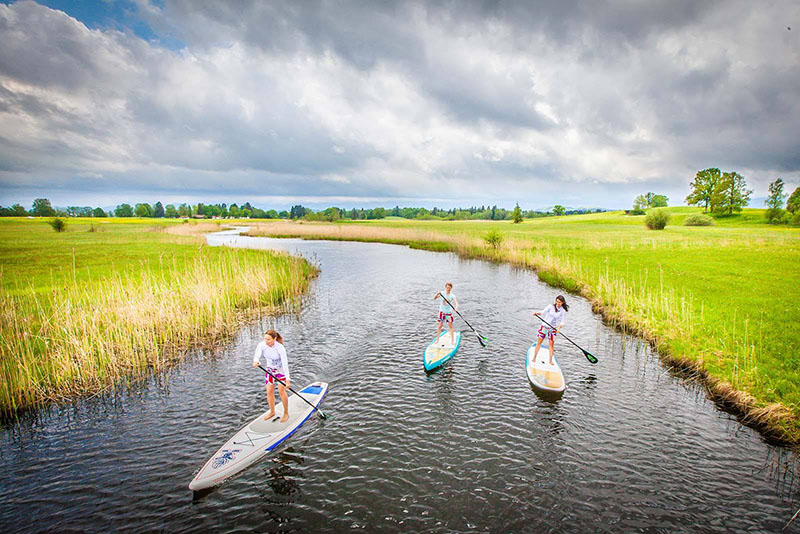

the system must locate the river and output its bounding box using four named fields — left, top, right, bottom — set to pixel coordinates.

left=0, top=229, right=796, bottom=532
